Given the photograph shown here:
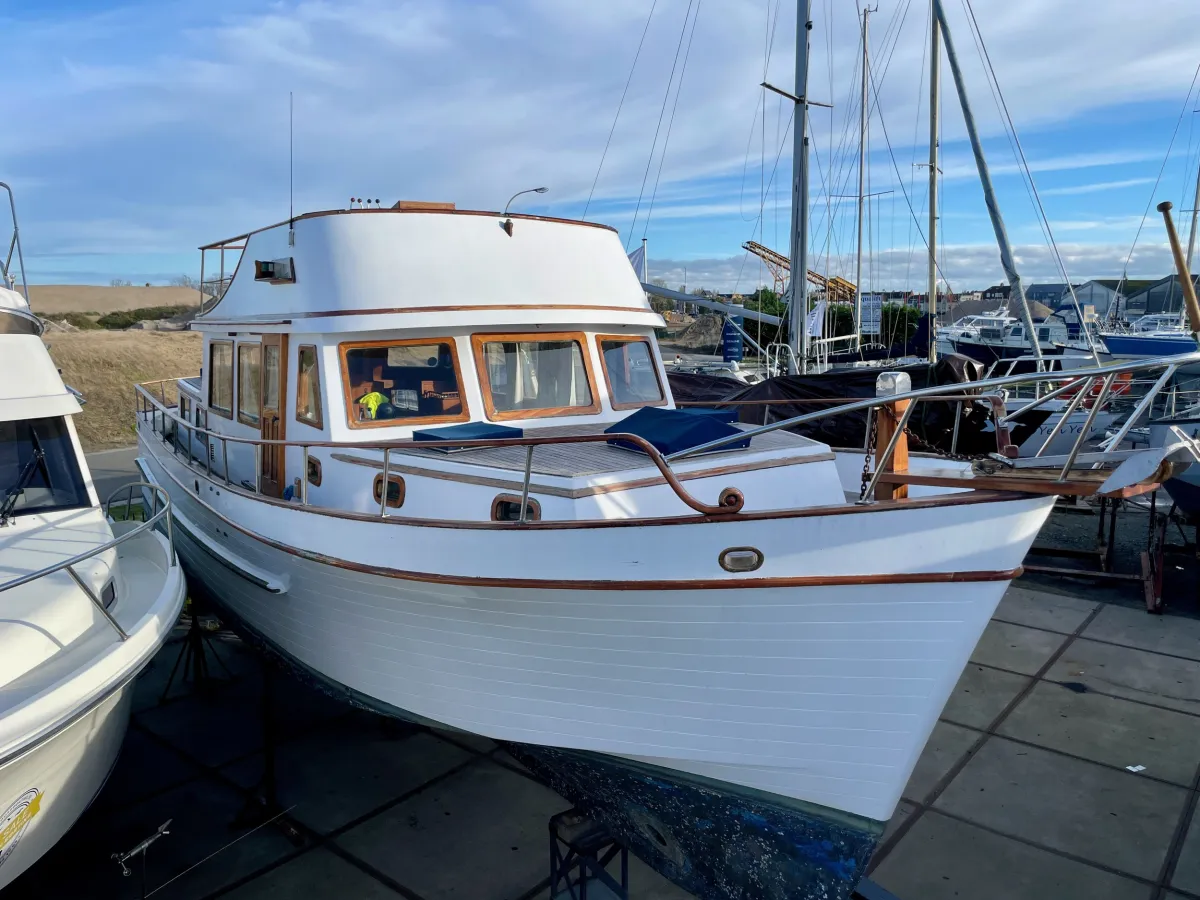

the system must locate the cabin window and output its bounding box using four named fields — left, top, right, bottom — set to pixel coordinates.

left=373, top=473, right=405, bottom=508
left=180, top=395, right=192, bottom=424
left=0, top=417, right=88, bottom=517
left=209, top=341, right=234, bottom=418
left=296, top=344, right=323, bottom=429
left=237, top=343, right=261, bottom=427
left=596, top=336, right=666, bottom=409
left=492, top=493, right=541, bottom=521
left=473, top=333, right=598, bottom=420
left=340, top=339, right=467, bottom=427
left=307, top=455, right=322, bottom=486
